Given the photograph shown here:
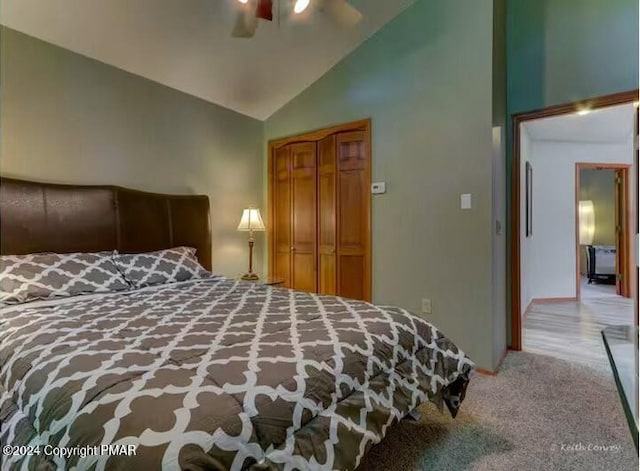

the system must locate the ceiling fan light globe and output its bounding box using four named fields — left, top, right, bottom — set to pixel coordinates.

left=294, top=0, right=311, bottom=14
